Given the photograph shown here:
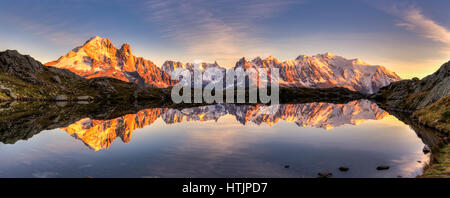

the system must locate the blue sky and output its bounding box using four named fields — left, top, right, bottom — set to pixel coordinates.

left=0, top=0, right=449, bottom=78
